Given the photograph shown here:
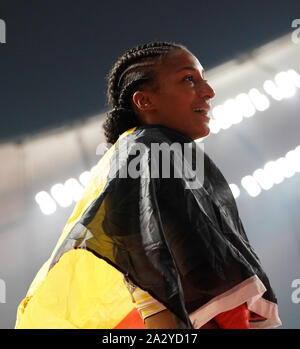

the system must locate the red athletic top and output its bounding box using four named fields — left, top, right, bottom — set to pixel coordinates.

left=214, top=303, right=265, bottom=329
